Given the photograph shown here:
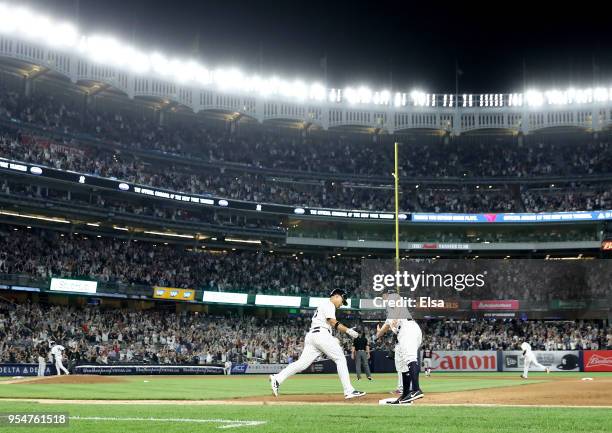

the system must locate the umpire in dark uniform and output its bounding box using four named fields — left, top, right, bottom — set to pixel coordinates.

left=352, top=329, right=372, bottom=380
